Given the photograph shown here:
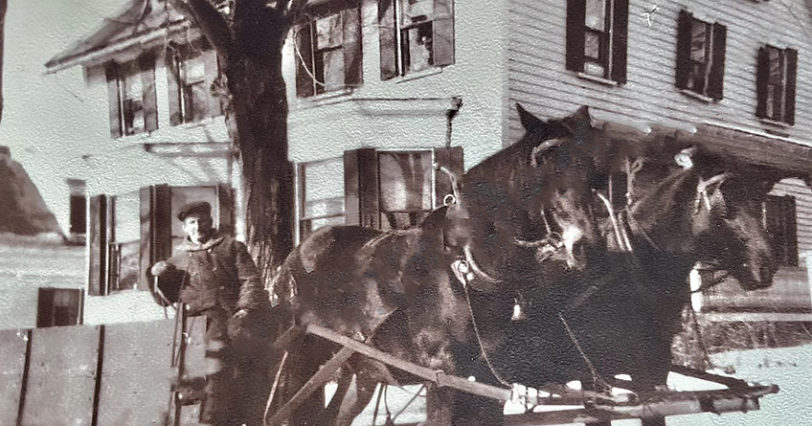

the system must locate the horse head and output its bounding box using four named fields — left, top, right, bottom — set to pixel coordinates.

left=626, top=150, right=777, bottom=291
left=445, top=105, right=604, bottom=292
